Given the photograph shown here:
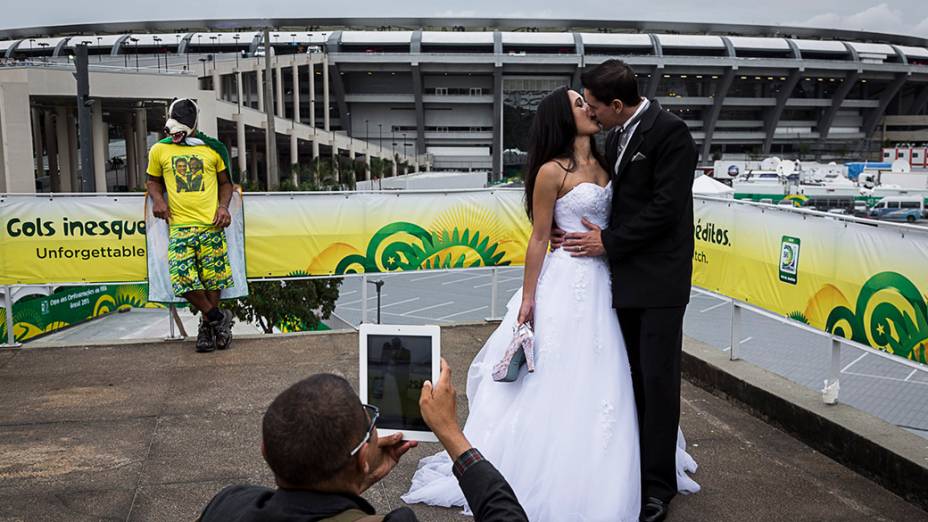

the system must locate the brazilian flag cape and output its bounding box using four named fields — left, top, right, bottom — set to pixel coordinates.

left=158, top=131, right=235, bottom=183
